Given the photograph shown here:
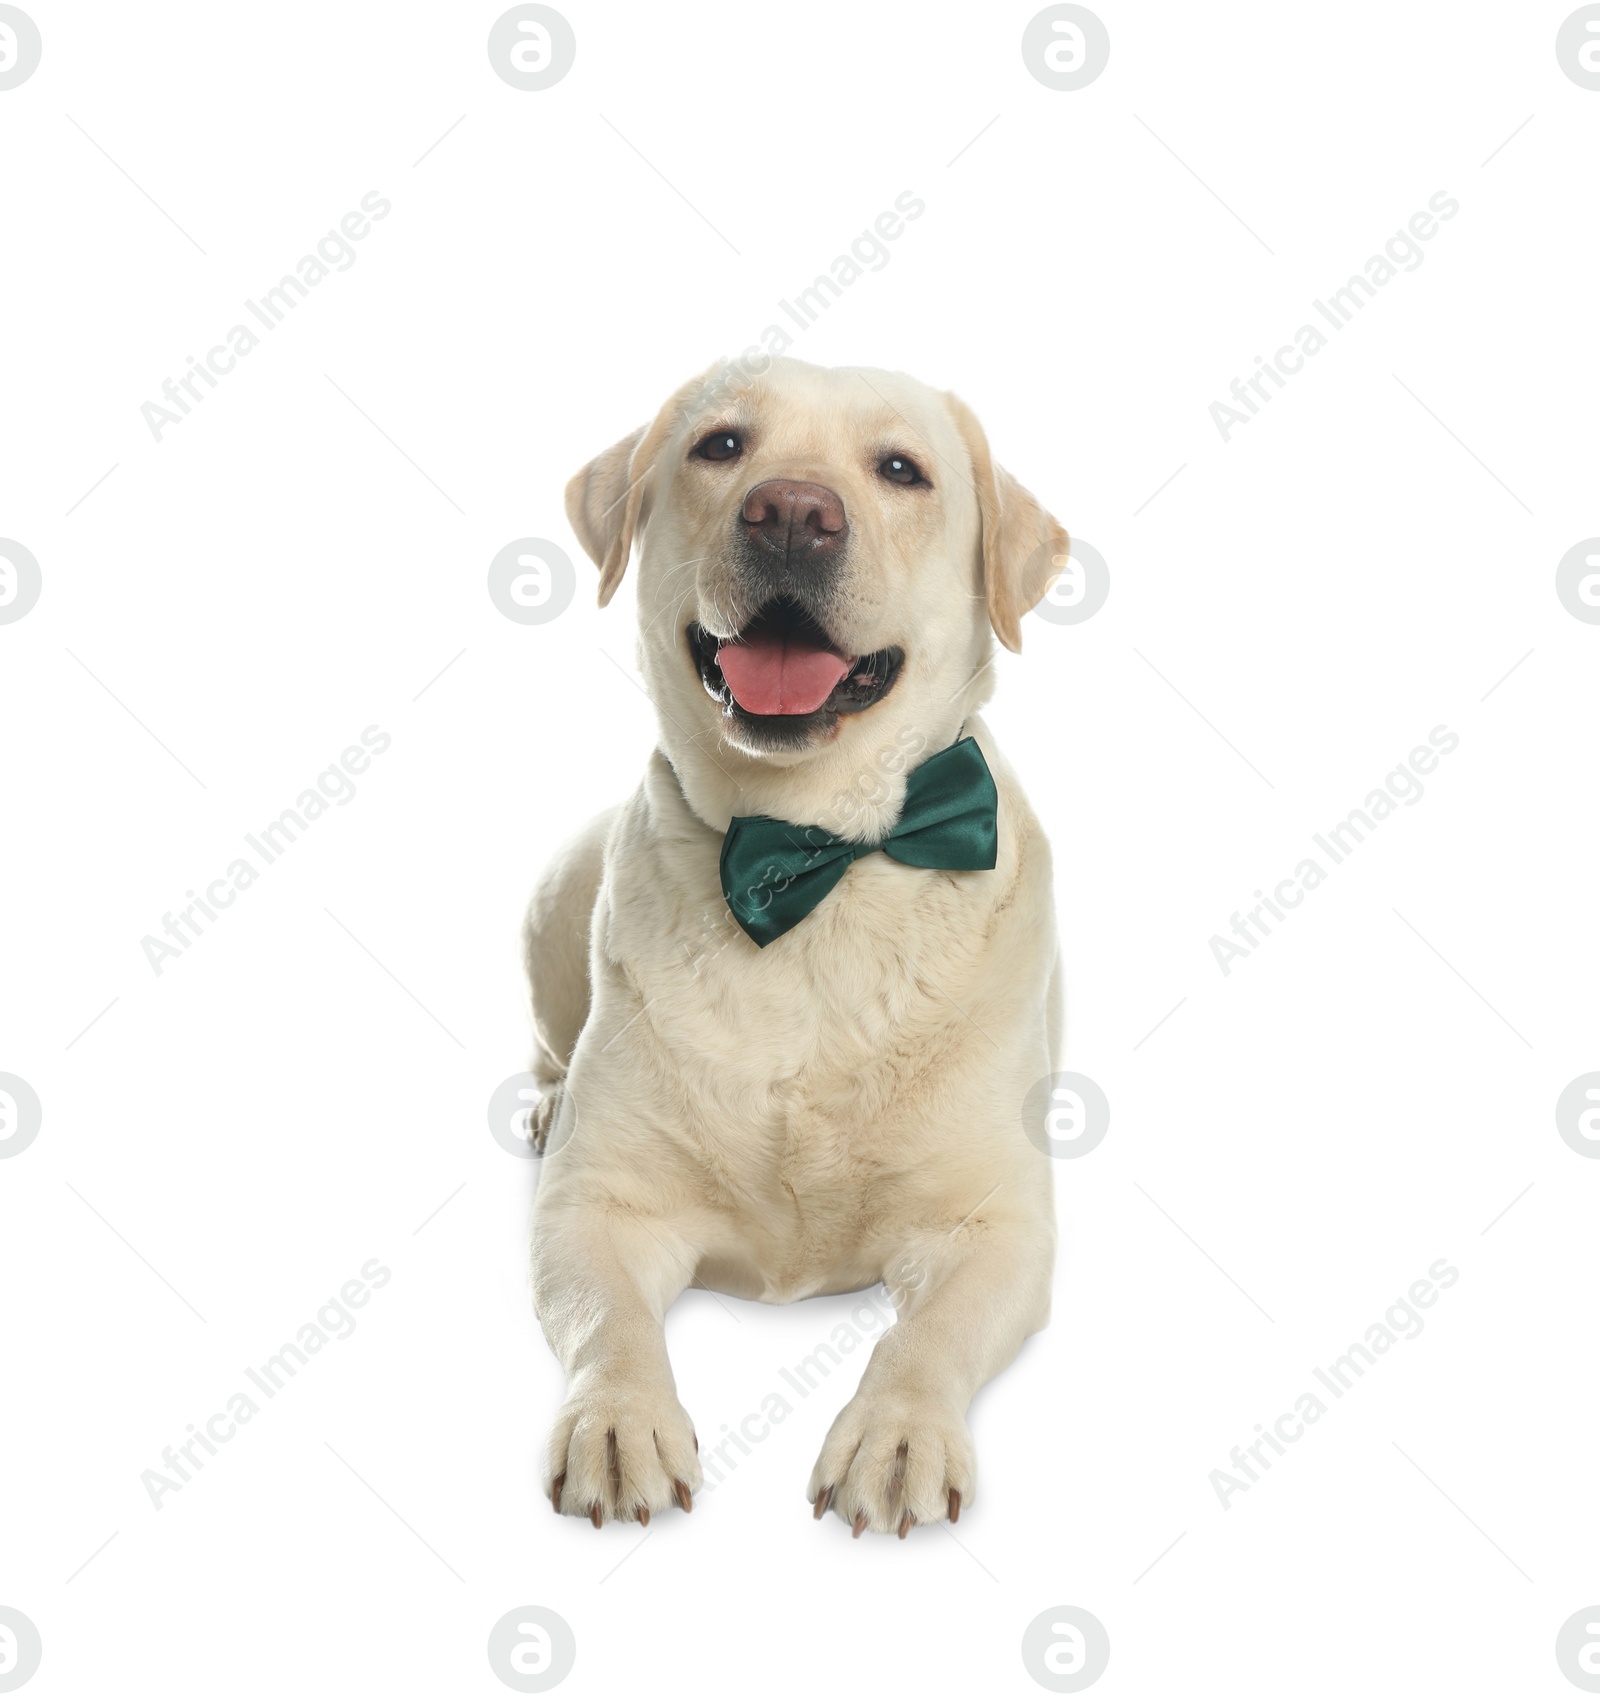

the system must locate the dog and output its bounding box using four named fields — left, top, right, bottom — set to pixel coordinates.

left=524, top=355, right=1068, bottom=1535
